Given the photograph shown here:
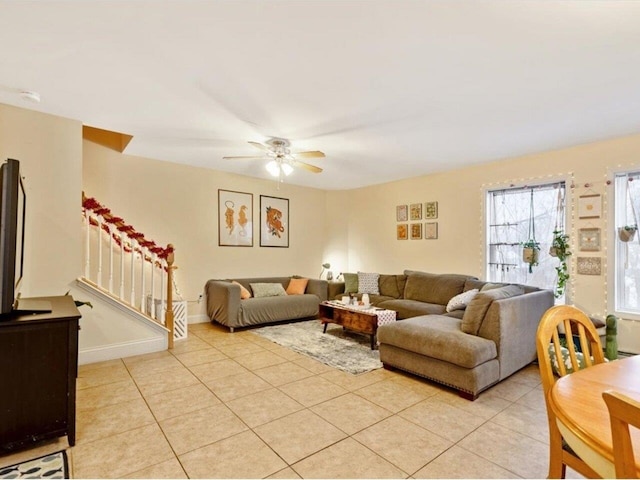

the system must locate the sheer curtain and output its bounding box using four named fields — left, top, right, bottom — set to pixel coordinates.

left=487, top=182, right=566, bottom=296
